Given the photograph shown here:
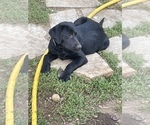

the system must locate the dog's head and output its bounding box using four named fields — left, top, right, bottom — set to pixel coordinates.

left=49, top=22, right=82, bottom=52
